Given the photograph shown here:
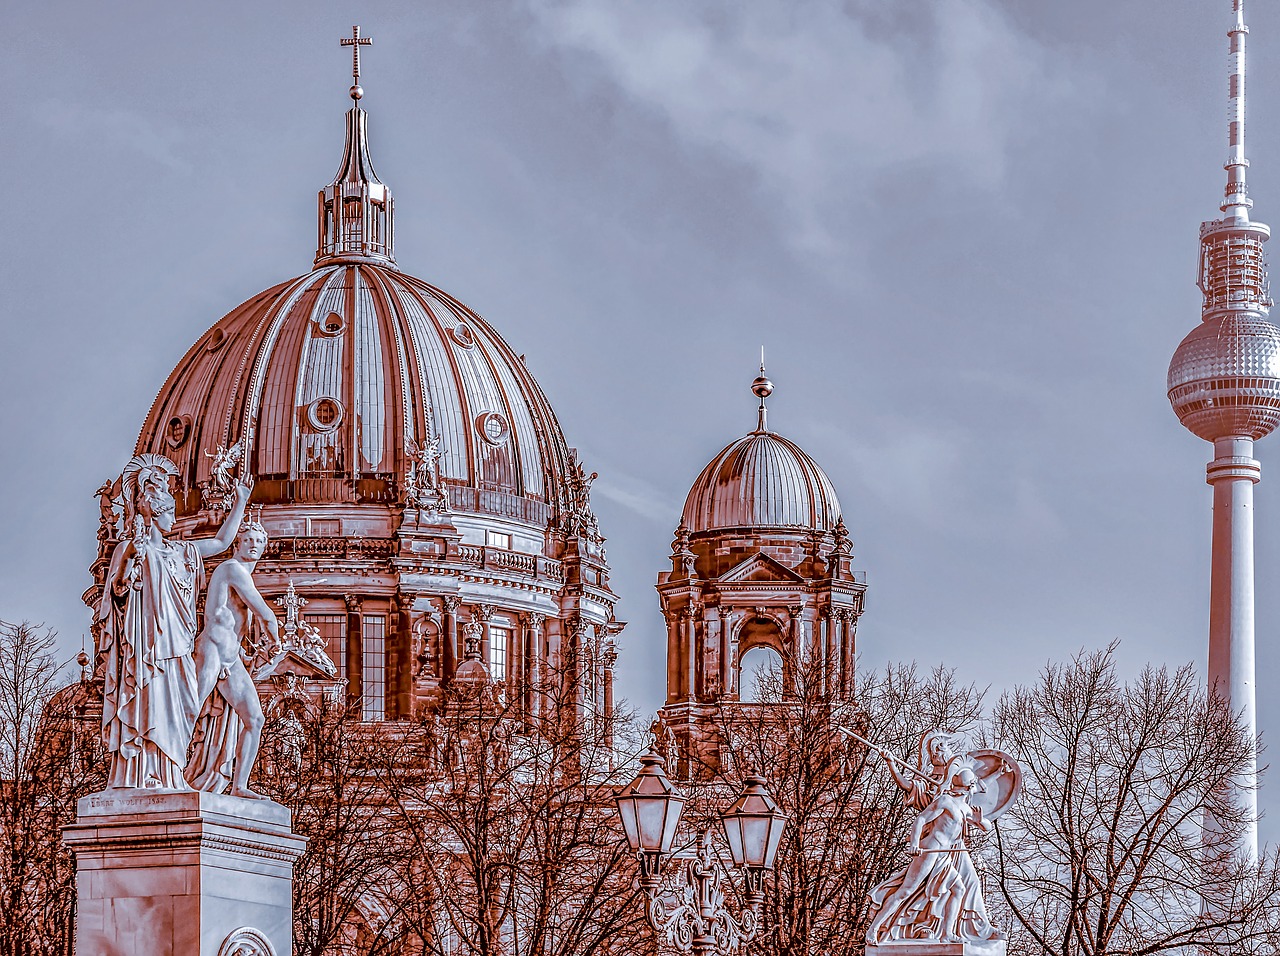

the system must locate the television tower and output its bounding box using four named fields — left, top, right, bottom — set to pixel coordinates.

left=1168, top=0, right=1280, bottom=865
